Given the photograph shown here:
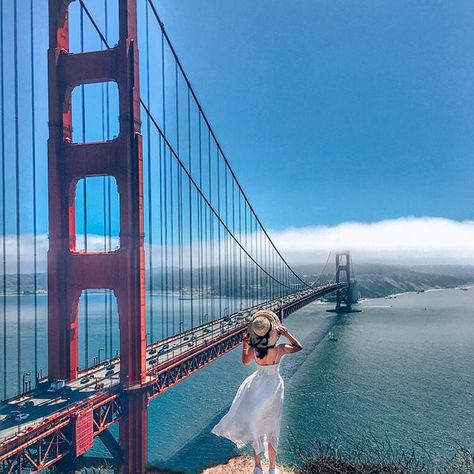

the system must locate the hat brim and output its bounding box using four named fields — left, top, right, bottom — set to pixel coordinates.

left=247, top=310, right=281, bottom=347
